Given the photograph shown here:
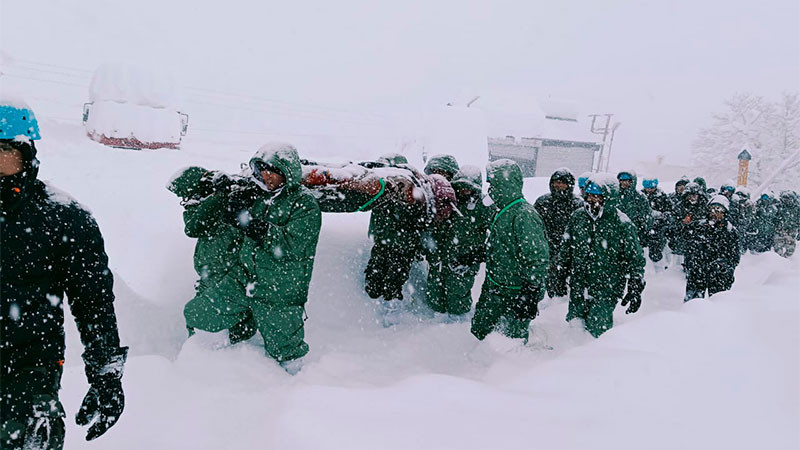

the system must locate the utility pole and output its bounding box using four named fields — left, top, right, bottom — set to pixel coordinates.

left=604, top=122, right=621, bottom=172
left=589, top=113, right=613, bottom=172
